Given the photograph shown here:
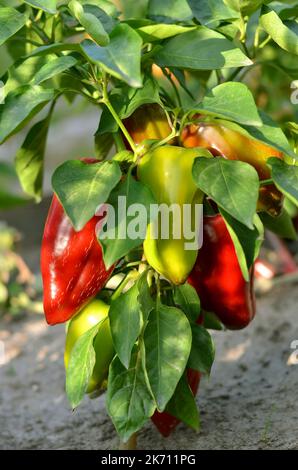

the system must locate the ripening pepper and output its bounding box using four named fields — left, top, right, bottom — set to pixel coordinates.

left=41, top=160, right=113, bottom=325
left=188, top=214, right=256, bottom=330
left=123, top=104, right=172, bottom=145
left=151, top=369, right=201, bottom=437
left=64, top=299, right=114, bottom=393
left=138, top=146, right=208, bottom=285
left=181, top=120, right=284, bottom=216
